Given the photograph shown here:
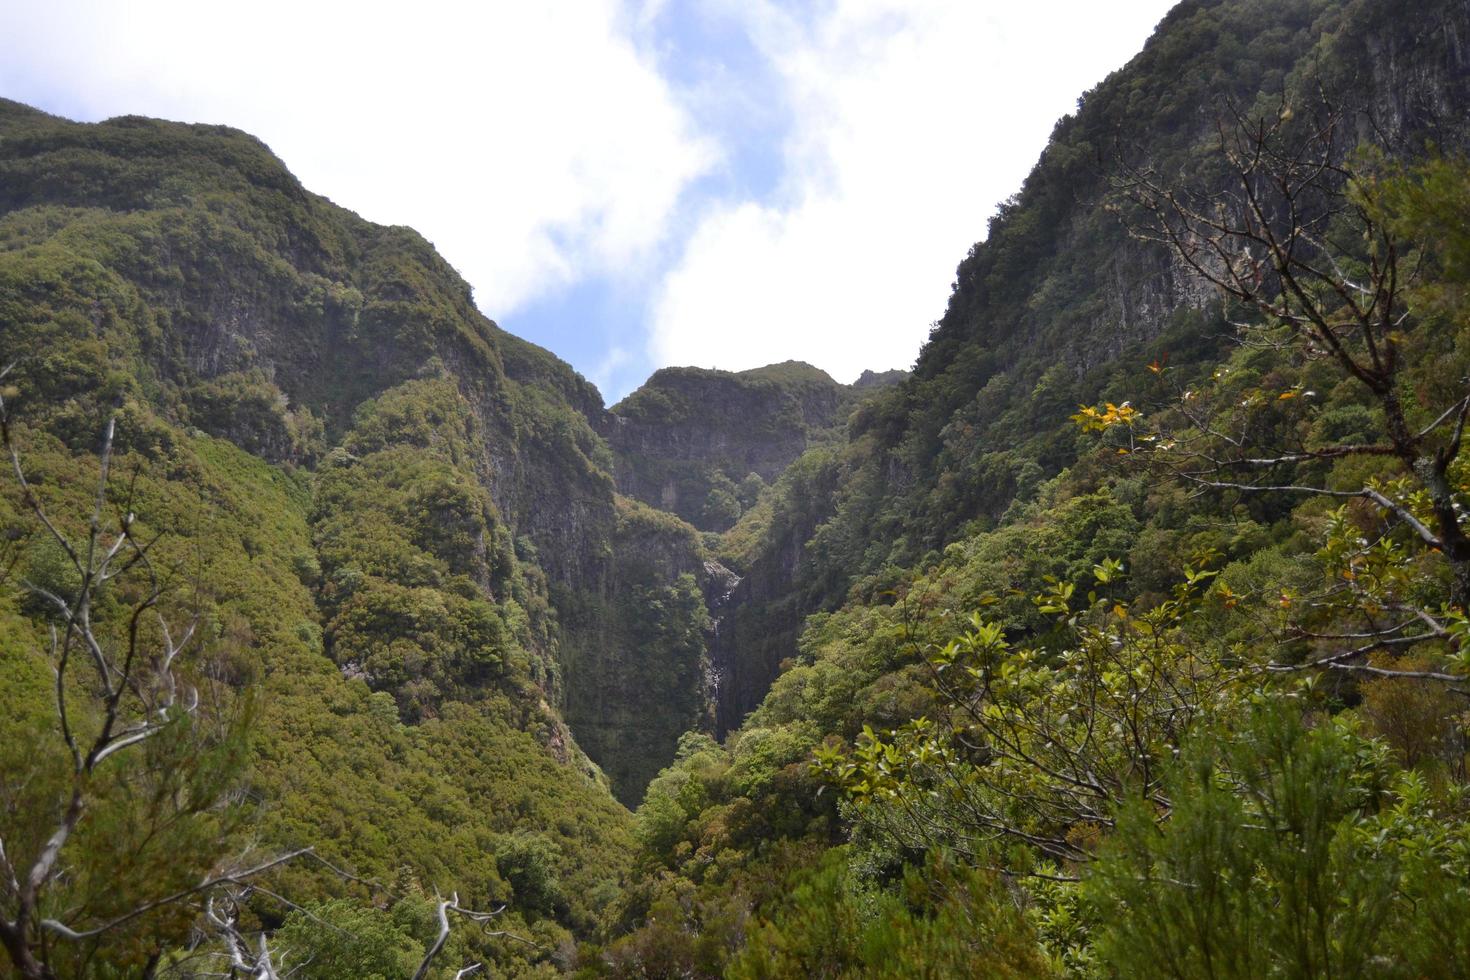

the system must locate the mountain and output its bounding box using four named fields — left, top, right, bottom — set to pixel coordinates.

left=0, top=93, right=709, bottom=967
left=604, top=361, right=902, bottom=533
left=3, top=0, right=1470, bottom=974
left=691, top=0, right=1470, bottom=732
left=589, top=0, right=1470, bottom=973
